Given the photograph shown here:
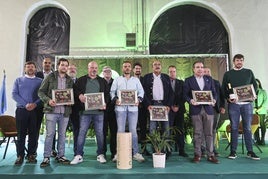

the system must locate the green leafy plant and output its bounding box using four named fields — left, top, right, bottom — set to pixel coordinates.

left=143, top=127, right=179, bottom=154
left=184, top=111, right=193, bottom=137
